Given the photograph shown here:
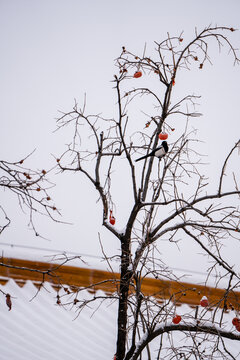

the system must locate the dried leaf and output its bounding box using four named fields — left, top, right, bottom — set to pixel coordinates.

left=6, top=294, right=12, bottom=311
